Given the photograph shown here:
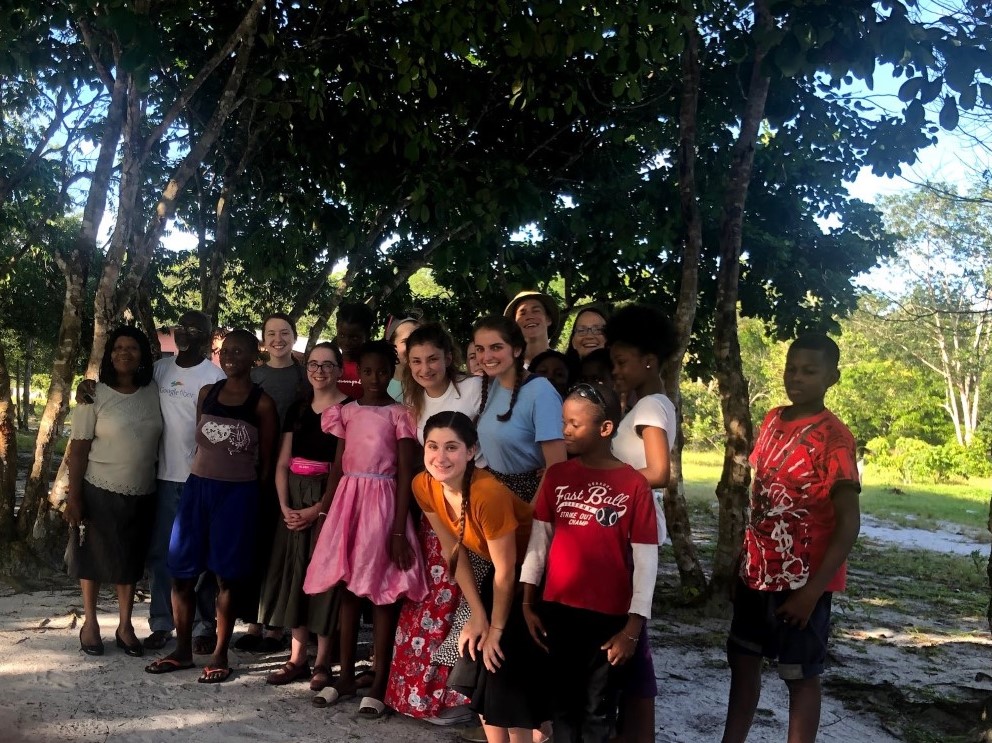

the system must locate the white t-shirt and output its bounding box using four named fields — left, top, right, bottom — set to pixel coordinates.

left=415, top=375, right=488, bottom=468
left=154, top=356, right=226, bottom=482
left=611, top=393, right=676, bottom=544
